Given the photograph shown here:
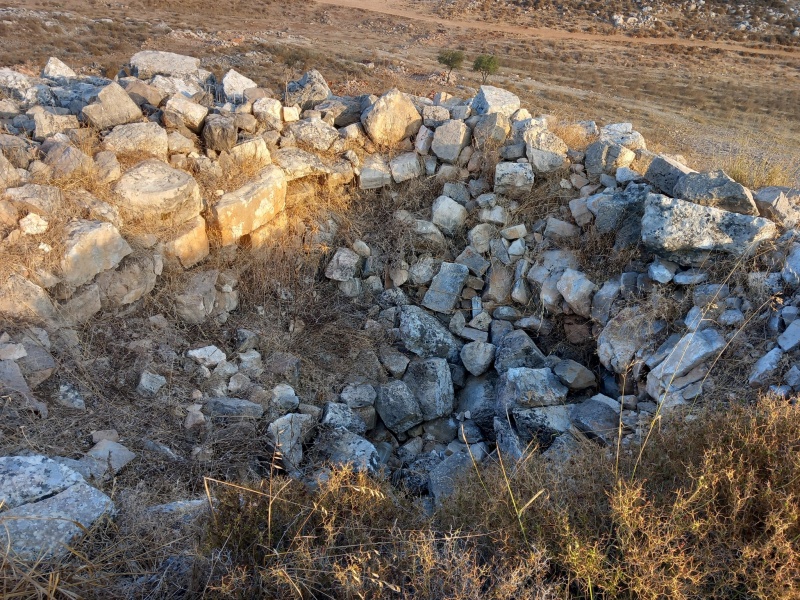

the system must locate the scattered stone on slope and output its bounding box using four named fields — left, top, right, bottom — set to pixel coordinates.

left=285, top=70, right=332, bottom=111
left=82, top=82, right=142, bottom=130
